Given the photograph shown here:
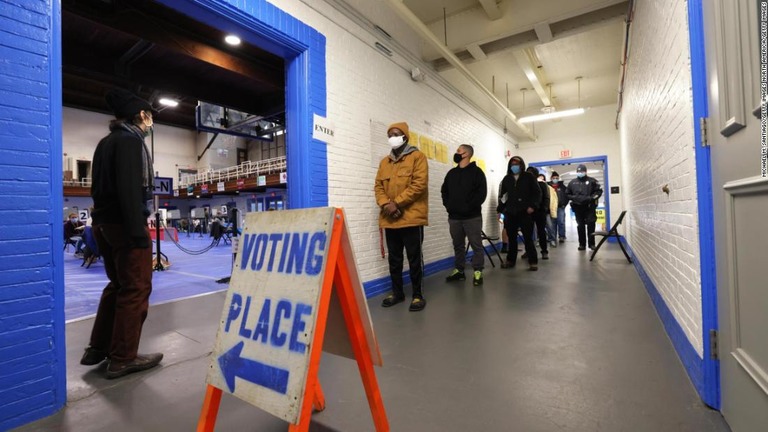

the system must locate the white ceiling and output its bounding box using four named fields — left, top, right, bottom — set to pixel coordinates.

left=398, top=0, right=627, bottom=135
